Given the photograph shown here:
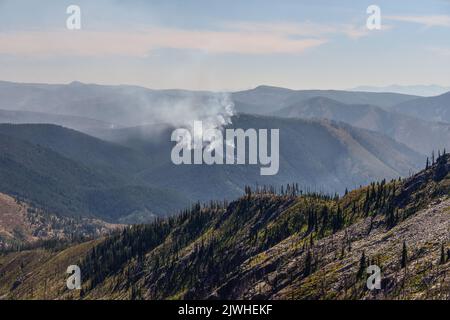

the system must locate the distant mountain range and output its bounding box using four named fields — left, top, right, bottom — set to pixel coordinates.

left=0, top=109, right=121, bottom=136
left=1, top=81, right=448, bottom=137
left=232, top=85, right=418, bottom=114
left=106, top=114, right=422, bottom=201
left=273, top=96, right=450, bottom=155
left=392, top=91, right=450, bottom=123
left=0, top=80, right=448, bottom=301
left=351, top=85, right=450, bottom=97
left=0, top=118, right=423, bottom=223
left=0, top=80, right=214, bottom=127
left=233, top=85, right=450, bottom=126
left=2, top=80, right=450, bottom=223
left=0, top=81, right=424, bottom=127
